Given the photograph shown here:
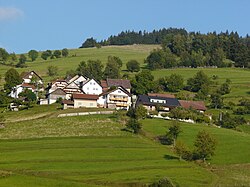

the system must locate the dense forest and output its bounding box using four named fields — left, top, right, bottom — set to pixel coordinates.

left=80, top=28, right=250, bottom=68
